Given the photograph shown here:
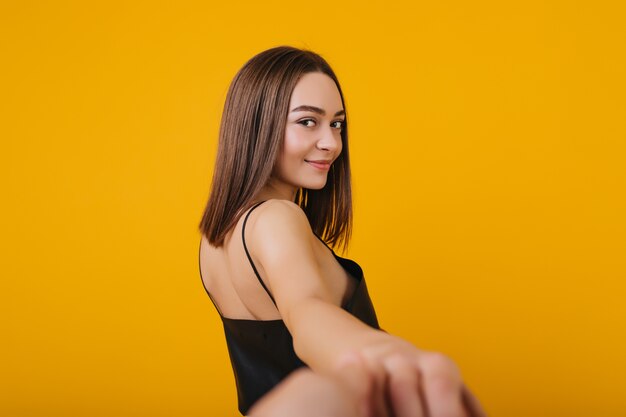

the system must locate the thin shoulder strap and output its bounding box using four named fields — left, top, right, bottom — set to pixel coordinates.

left=312, top=232, right=335, bottom=254
left=241, top=200, right=277, bottom=306
left=198, top=236, right=224, bottom=317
